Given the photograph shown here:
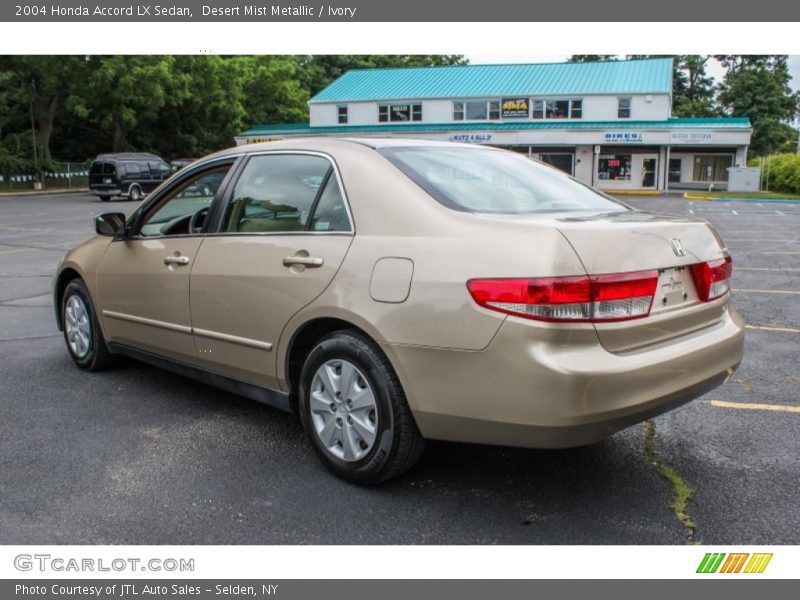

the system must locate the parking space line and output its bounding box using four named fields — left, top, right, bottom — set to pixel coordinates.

left=725, top=238, right=800, bottom=244
left=746, top=251, right=800, bottom=255
left=733, top=288, right=800, bottom=294
left=704, top=400, right=800, bottom=414
left=0, top=248, right=31, bottom=256
left=736, top=267, right=800, bottom=272
left=745, top=324, right=800, bottom=334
